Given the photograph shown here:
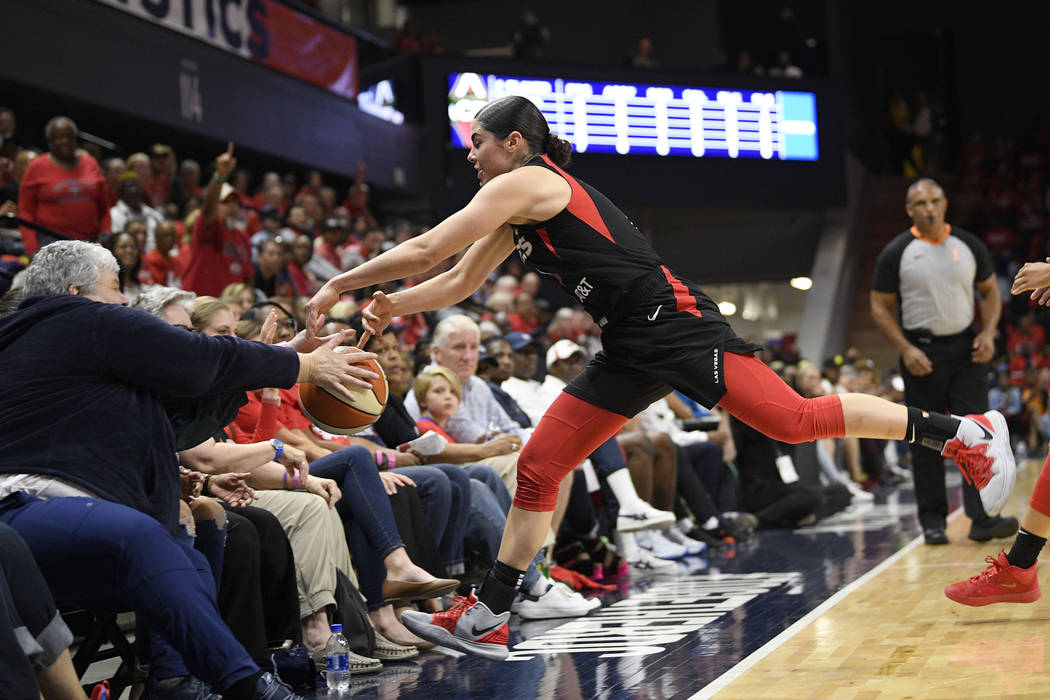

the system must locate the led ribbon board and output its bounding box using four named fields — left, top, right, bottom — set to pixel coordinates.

left=448, top=72, right=819, bottom=161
